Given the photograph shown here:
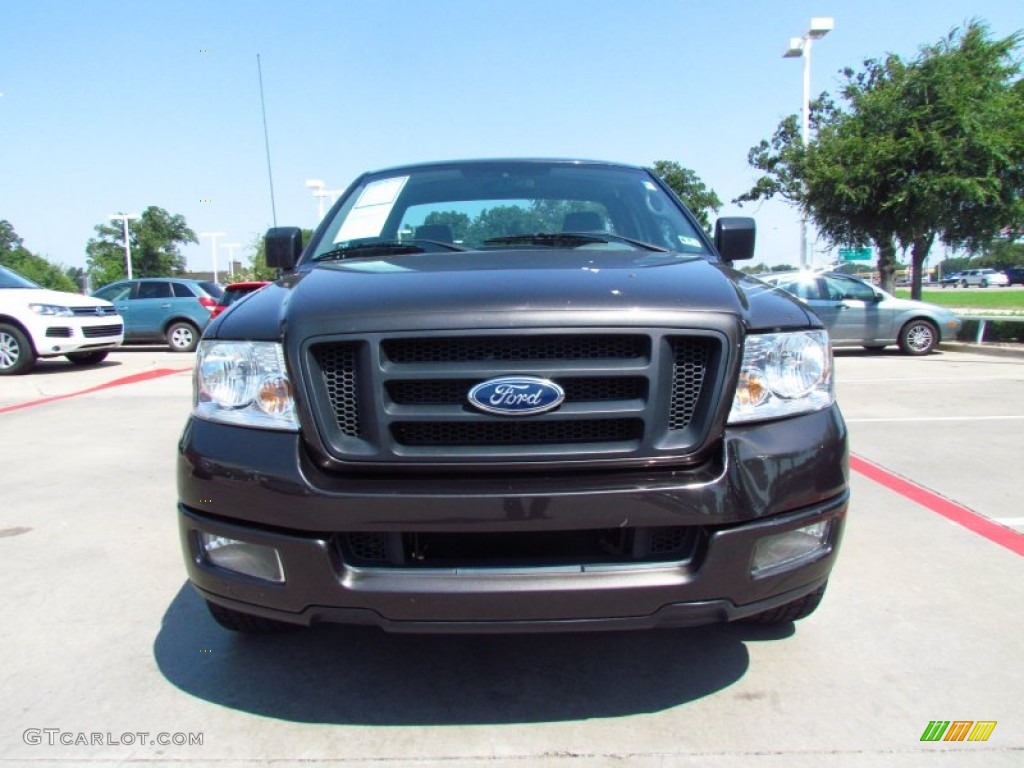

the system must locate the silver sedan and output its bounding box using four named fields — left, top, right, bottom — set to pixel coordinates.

left=759, top=271, right=962, bottom=355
